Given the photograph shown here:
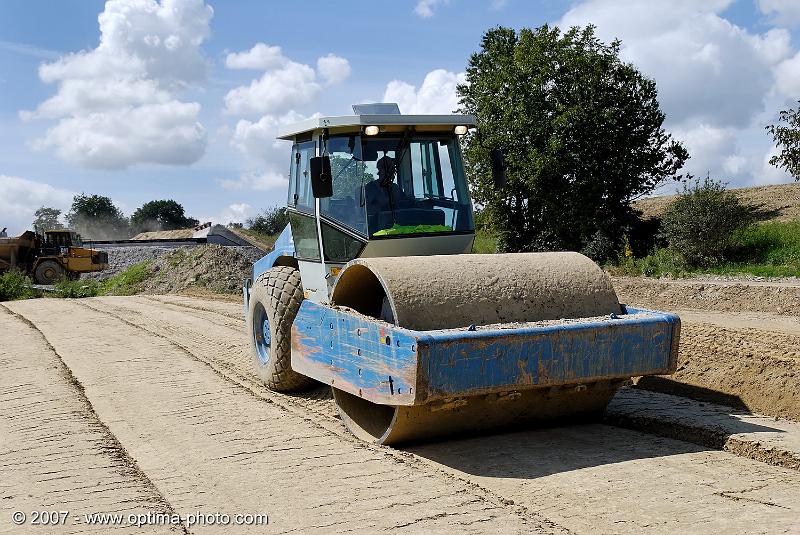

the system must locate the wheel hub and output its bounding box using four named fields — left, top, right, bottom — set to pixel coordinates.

left=253, top=303, right=271, bottom=364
